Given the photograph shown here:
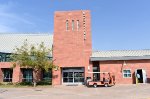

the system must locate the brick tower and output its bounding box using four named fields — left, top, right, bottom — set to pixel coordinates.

left=53, top=10, right=92, bottom=85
